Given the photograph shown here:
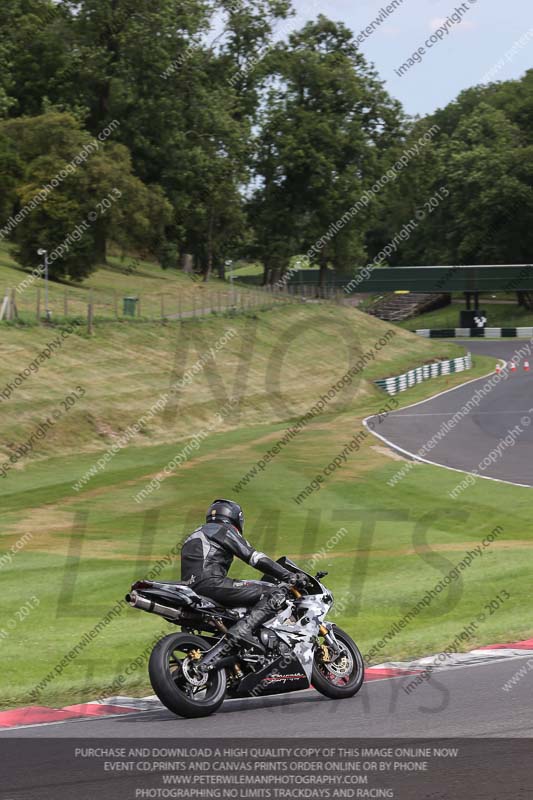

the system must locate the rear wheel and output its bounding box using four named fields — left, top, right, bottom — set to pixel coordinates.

left=149, top=632, right=226, bottom=718
left=312, top=625, right=364, bottom=699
